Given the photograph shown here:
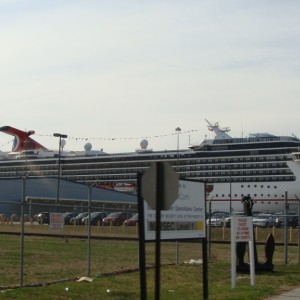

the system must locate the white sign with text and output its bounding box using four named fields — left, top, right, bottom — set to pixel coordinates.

left=49, top=213, right=64, bottom=231
left=231, top=216, right=255, bottom=288
left=231, top=216, right=253, bottom=242
left=143, top=180, right=206, bottom=240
